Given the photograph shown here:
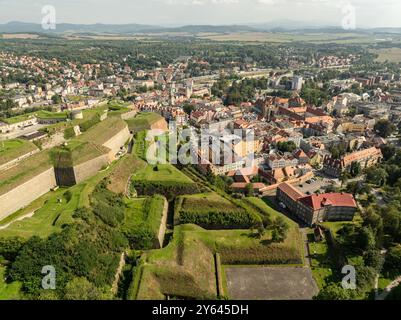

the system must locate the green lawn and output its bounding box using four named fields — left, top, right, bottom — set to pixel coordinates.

left=307, top=230, right=337, bottom=290
left=0, top=150, right=53, bottom=196
left=246, top=197, right=298, bottom=227
left=124, top=195, right=166, bottom=239
left=322, top=215, right=363, bottom=238
left=0, top=139, right=38, bottom=166
left=78, top=117, right=128, bottom=146
left=126, top=112, right=165, bottom=132
left=50, top=140, right=109, bottom=168
left=180, top=193, right=239, bottom=213
left=0, top=112, right=36, bottom=124
left=132, top=164, right=194, bottom=185
left=35, top=110, right=69, bottom=120
left=0, top=266, right=22, bottom=300
left=133, top=131, right=150, bottom=160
